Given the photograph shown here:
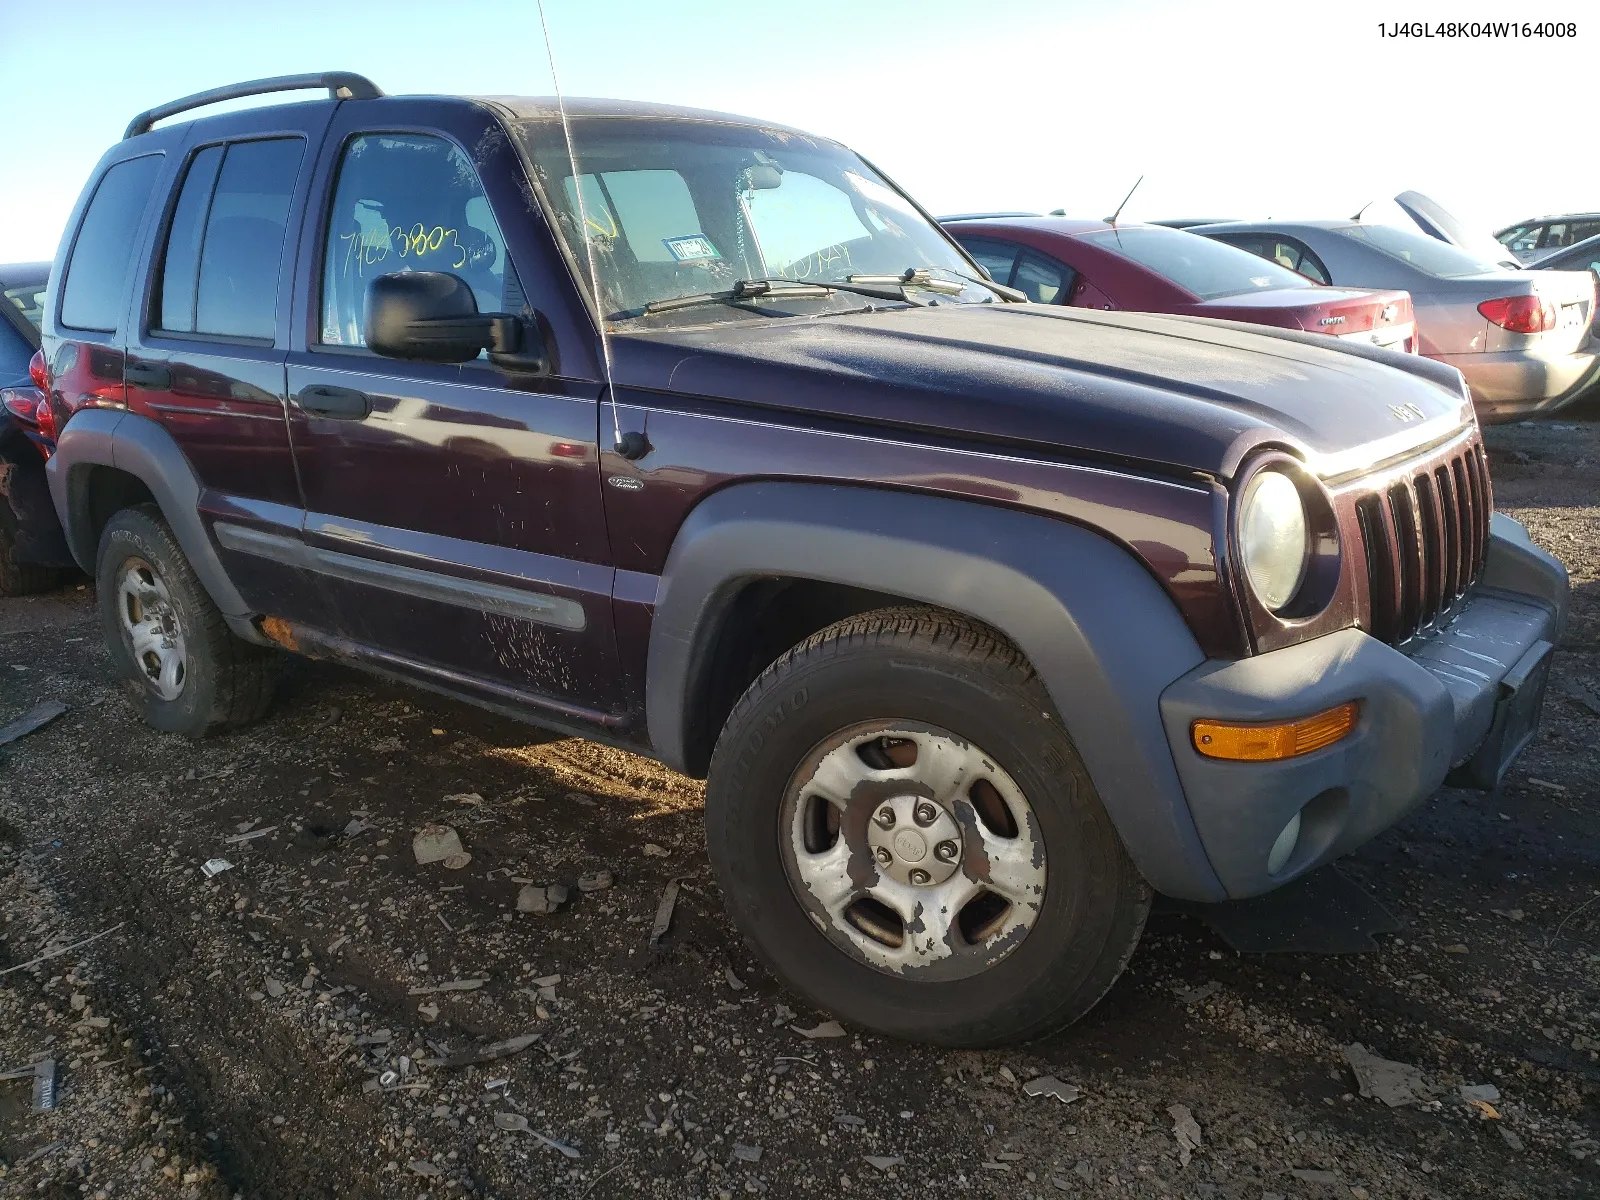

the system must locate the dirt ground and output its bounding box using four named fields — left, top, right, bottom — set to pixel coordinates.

left=1, top=416, right=1598, bottom=1200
